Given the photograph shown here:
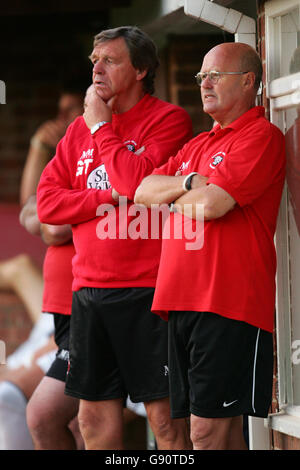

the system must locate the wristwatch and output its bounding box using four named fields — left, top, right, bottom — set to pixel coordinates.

left=182, top=172, right=198, bottom=191
left=90, top=121, right=109, bottom=135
